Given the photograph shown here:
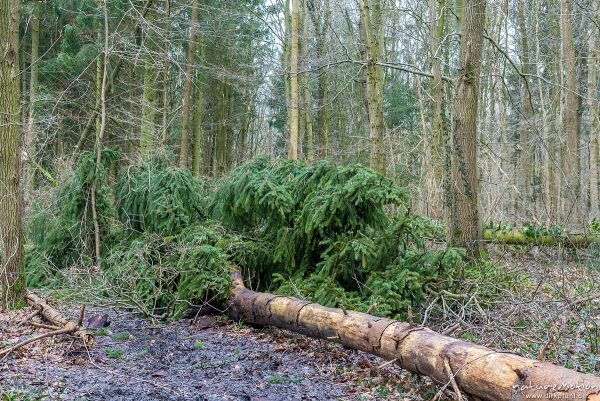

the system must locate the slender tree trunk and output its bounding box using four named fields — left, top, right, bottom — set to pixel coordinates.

left=0, top=0, right=24, bottom=310
left=430, top=0, right=445, bottom=218
left=140, top=10, right=157, bottom=157
left=178, top=0, right=199, bottom=168
left=302, top=1, right=314, bottom=163
left=308, top=0, right=330, bottom=159
left=289, top=0, right=299, bottom=160
left=91, top=0, right=110, bottom=265
left=359, top=0, right=386, bottom=175
left=192, top=46, right=204, bottom=177
left=25, top=0, right=40, bottom=193
left=516, top=0, right=533, bottom=218
left=160, top=0, right=170, bottom=146
left=448, top=0, right=486, bottom=257
left=588, top=0, right=599, bottom=216
left=561, top=0, right=580, bottom=219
